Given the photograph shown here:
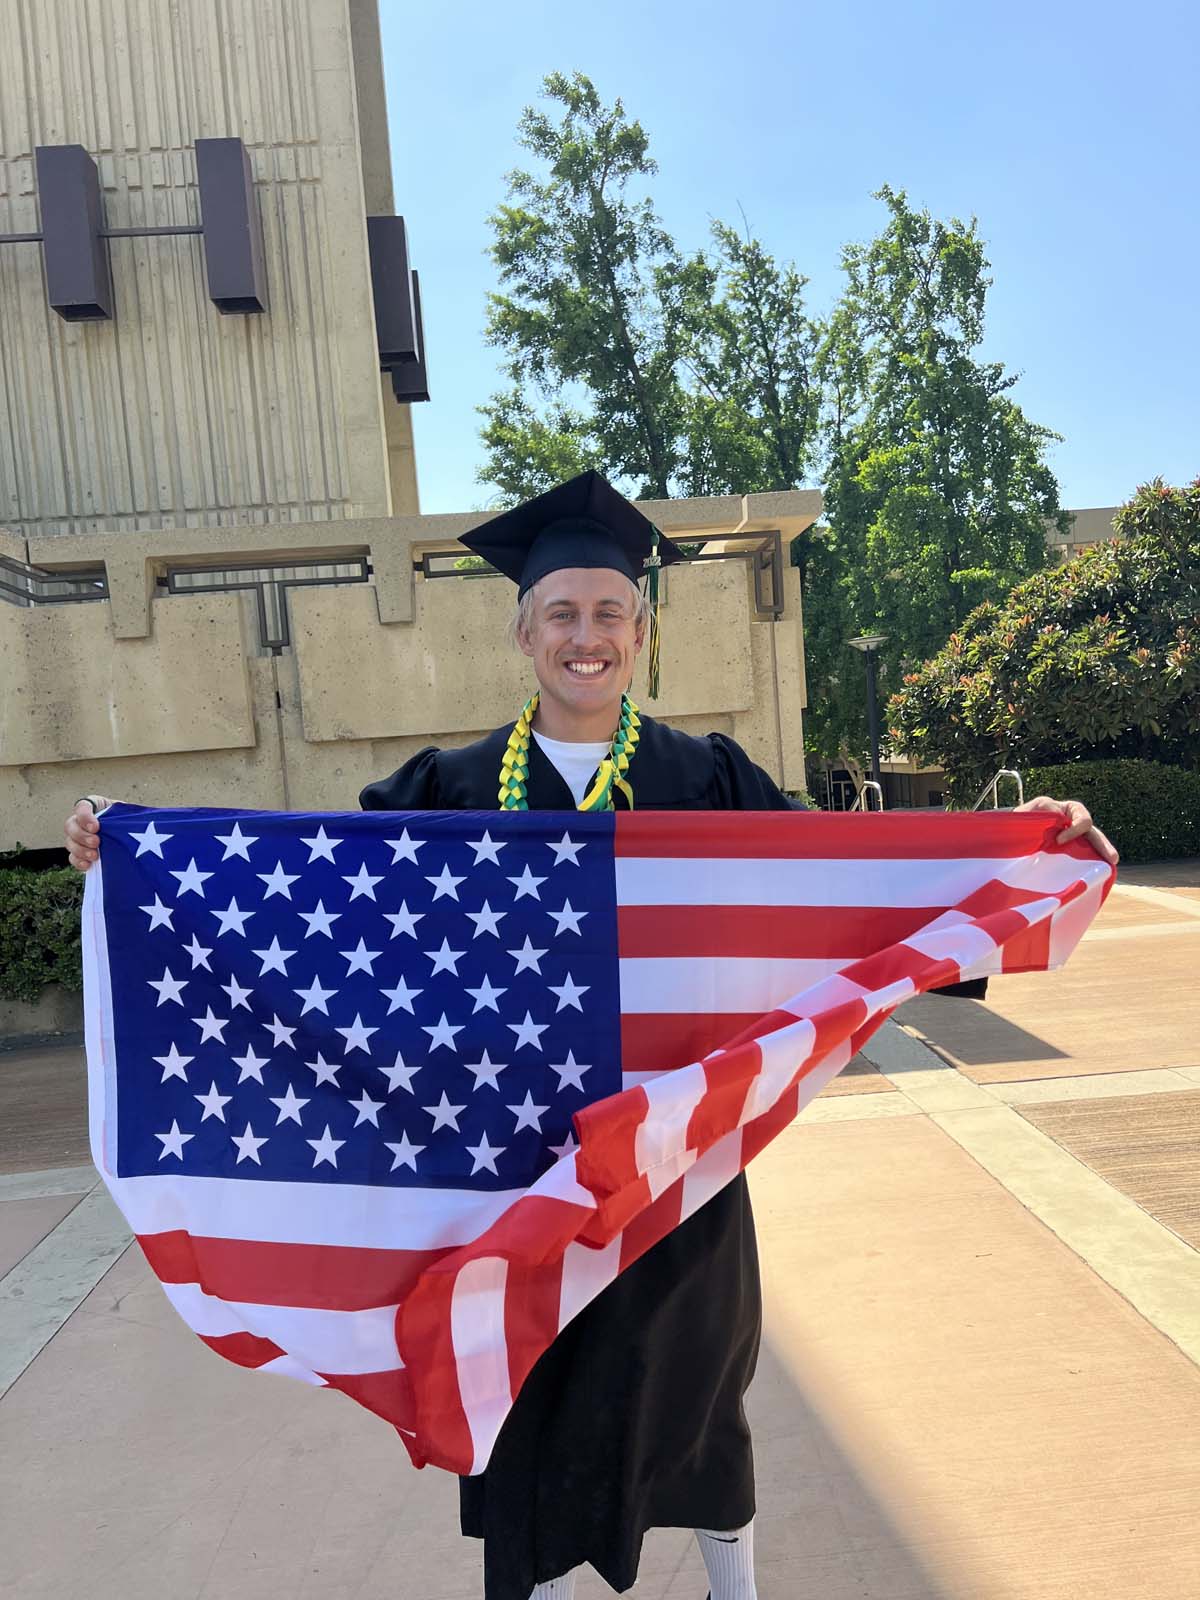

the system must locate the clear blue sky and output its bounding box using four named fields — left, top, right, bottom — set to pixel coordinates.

left=379, top=0, right=1199, bottom=516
